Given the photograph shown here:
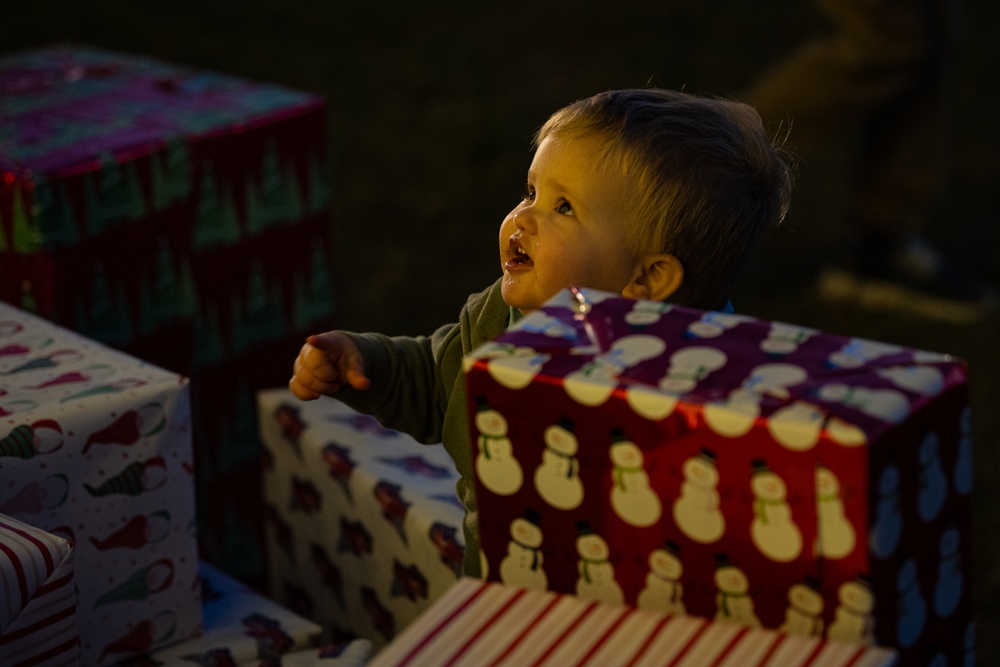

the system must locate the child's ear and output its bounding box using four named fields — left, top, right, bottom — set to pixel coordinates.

left=622, top=253, right=684, bottom=301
